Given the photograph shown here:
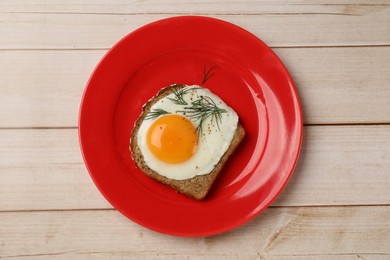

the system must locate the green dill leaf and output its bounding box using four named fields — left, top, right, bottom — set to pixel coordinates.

left=202, top=65, right=217, bottom=84
left=167, top=88, right=189, bottom=105
left=167, top=87, right=202, bottom=105
left=145, top=108, right=169, bottom=120
left=176, top=95, right=227, bottom=136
